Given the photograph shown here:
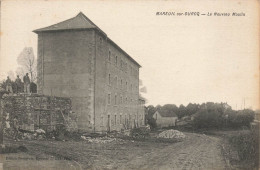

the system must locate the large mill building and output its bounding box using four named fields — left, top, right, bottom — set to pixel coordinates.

left=33, top=12, right=145, bottom=132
